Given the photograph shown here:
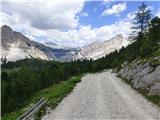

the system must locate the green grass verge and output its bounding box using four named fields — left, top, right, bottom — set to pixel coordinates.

left=2, top=75, right=83, bottom=120
left=138, top=89, right=160, bottom=107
